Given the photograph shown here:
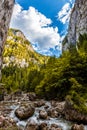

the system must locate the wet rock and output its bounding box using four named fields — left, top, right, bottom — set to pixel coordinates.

left=39, top=110, right=48, bottom=119
left=25, top=119, right=39, bottom=130
left=71, top=124, right=84, bottom=130
left=39, top=122, right=48, bottom=130
left=0, top=94, right=4, bottom=101
left=34, top=100, right=46, bottom=107
left=4, top=94, right=12, bottom=101
left=0, top=116, right=19, bottom=130
left=15, top=103, right=35, bottom=120
left=0, top=116, right=5, bottom=127
left=27, top=93, right=36, bottom=101
left=51, top=101, right=65, bottom=114
left=47, top=108, right=59, bottom=118
left=49, top=124, right=62, bottom=130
